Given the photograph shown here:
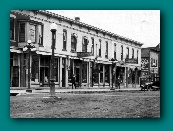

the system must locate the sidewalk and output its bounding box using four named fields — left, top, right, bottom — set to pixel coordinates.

left=10, top=85, right=141, bottom=95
